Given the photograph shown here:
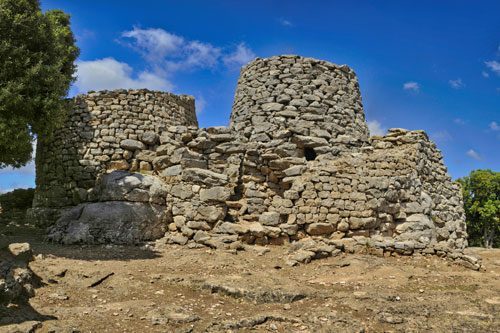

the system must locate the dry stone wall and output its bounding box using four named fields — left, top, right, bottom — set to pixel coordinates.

left=32, top=55, right=472, bottom=265
left=31, top=90, right=196, bottom=226
left=231, top=55, right=369, bottom=154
